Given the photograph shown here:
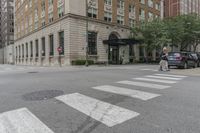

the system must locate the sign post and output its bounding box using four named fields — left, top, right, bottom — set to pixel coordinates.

left=57, top=46, right=62, bottom=67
